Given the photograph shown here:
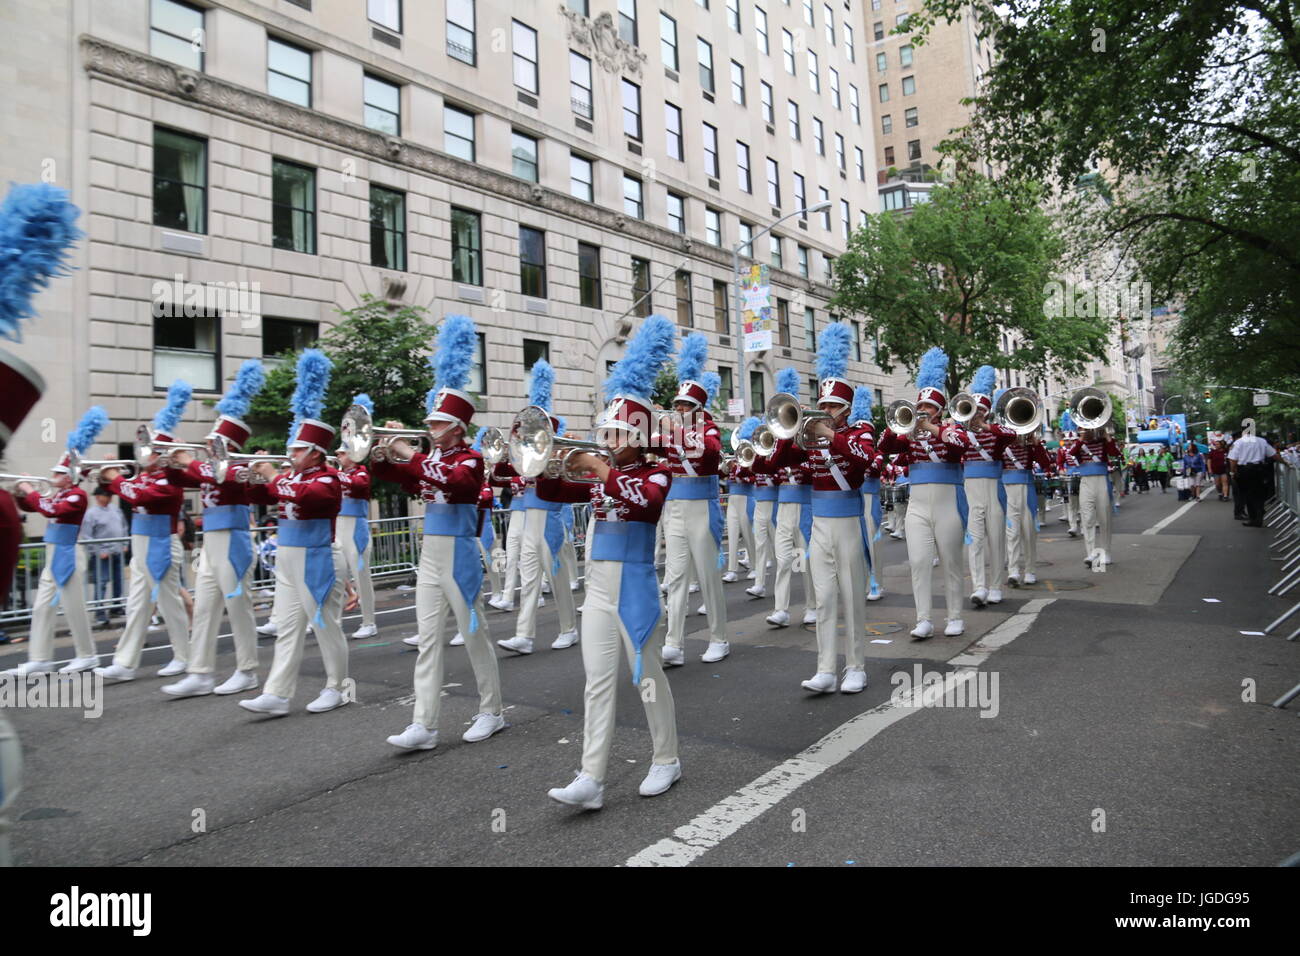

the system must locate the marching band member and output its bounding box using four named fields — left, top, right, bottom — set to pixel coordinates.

left=722, top=417, right=759, bottom=583
left=379, top=317, right=504, bottom=750
left=8, top=406, right=109, bottom=675
left=761, top=324, right=876, bottom=694
left=652, top=334, right=729, bottom=667
left=877, top=348, right=975, bottom=640
left=747, top=455, right=778, bottom=593
left=471, top=433, right=503, bottom=623
left=547, top=315, right=681, bottom=808
left=1057, top=411, right=1082, bottom=537
left=488, top=461, right=528, bottom=611
left=337, top=393, right=377, bottom=641
left=161, top=360, right=266, bottom=697
left=498, top=360, right=580, bottom=654
left=238, top=351, right=350, bottom=716
left=1066, top=424, right=1122, bottom=569
left=758, top=367, right=817, bottom=629
left=96, top=381, right=194, bottom=682
left=960, top=367, right=1016, bottom=608
left=999, top=390, right=1055, bottom=587
left=888, top=461, right=909, bottom=538
left=851, top=386, right=886, bottom=601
